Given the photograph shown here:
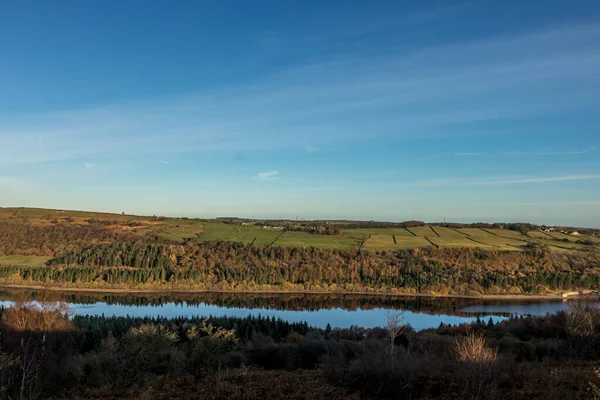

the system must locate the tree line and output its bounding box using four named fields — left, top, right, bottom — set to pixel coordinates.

left=1, top=241, right=599, bottom=295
